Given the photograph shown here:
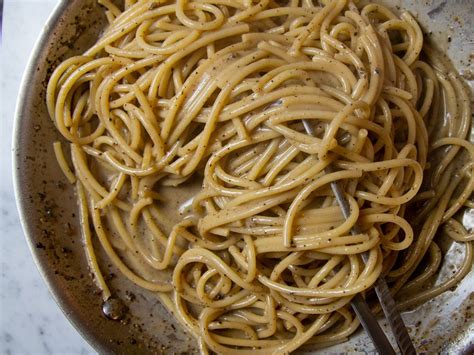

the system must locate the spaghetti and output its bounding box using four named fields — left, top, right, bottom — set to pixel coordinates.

left=47, top=0, right=473, bottom=353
